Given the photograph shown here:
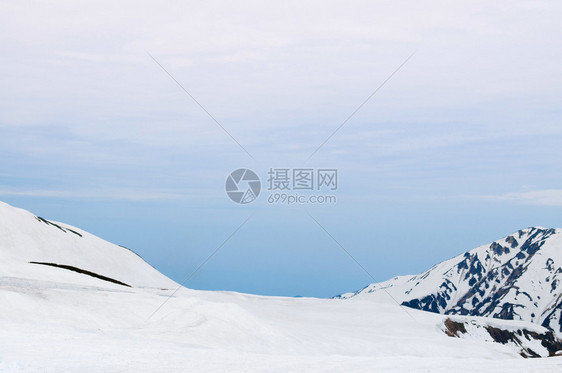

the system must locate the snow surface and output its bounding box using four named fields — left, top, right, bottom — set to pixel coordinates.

left=1, top=201, right=562, bottom=372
